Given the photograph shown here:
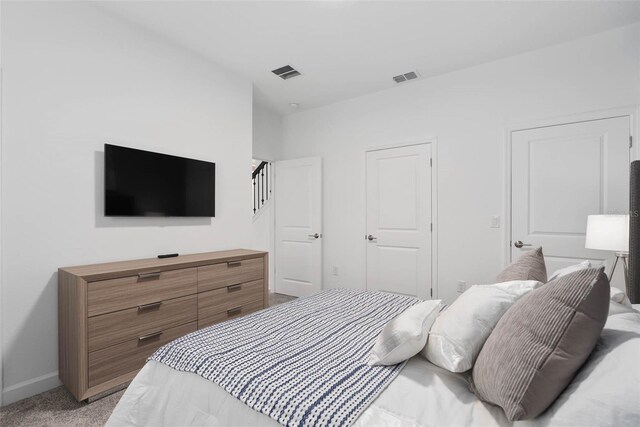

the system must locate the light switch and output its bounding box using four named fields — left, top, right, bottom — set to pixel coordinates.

left=490, top=216, right=501, bottom=228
